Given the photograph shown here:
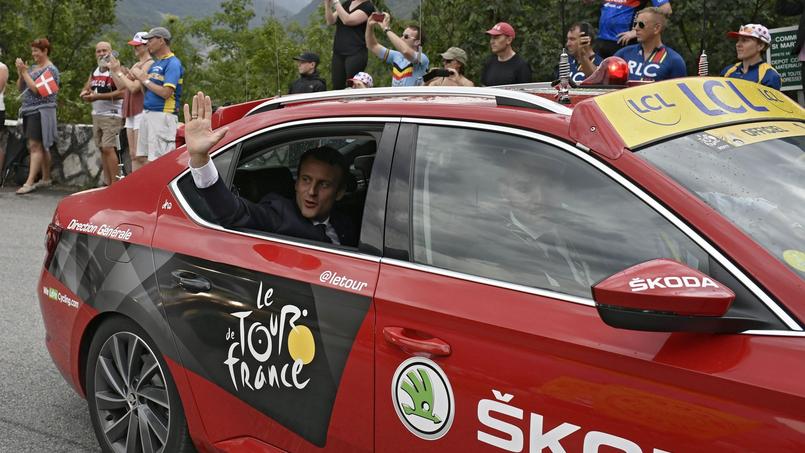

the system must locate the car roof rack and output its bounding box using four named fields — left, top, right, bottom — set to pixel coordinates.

left=245, top=86, right=573, bottom=117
